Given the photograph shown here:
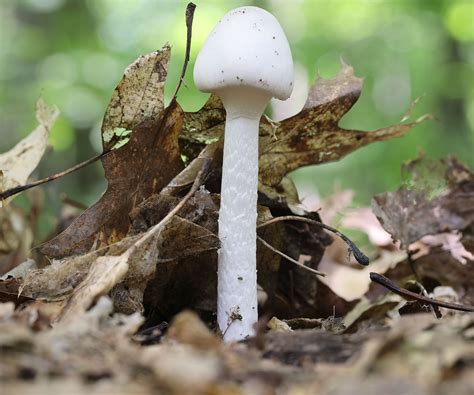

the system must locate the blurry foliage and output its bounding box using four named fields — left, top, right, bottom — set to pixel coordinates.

left=0, top=0, right=472, bottom=216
